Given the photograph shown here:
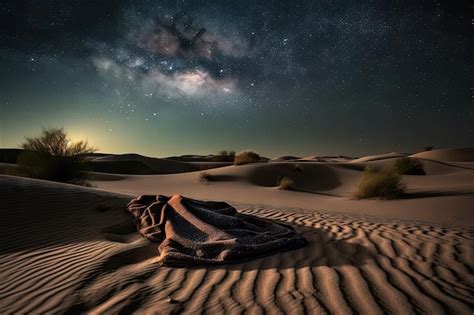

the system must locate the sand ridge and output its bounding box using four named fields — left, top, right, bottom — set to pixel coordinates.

left=349, top=152, right=409, bottom=163
left=410, top=148, right=474, bottom=162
